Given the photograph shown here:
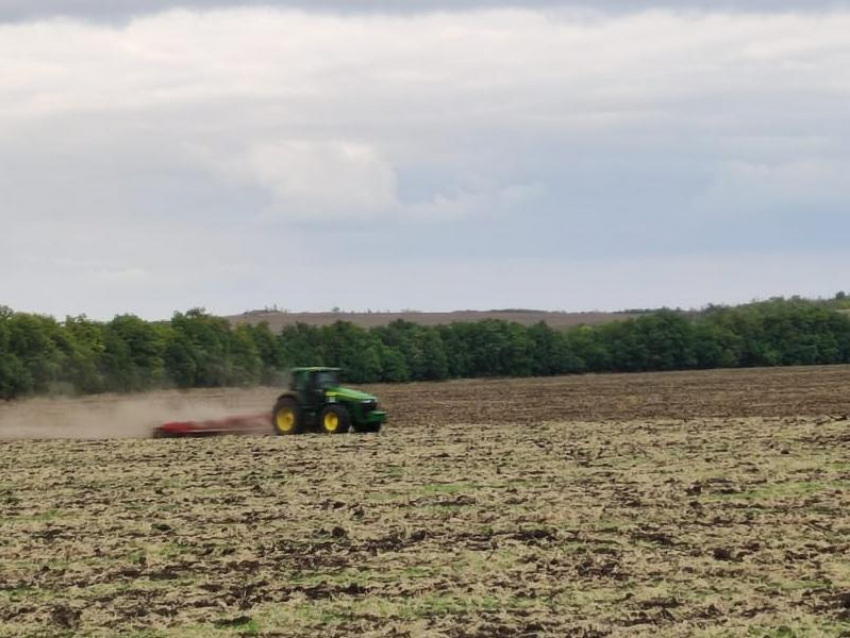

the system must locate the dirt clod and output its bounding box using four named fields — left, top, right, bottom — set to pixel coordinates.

left=50, top=605, right=81, bottom=629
